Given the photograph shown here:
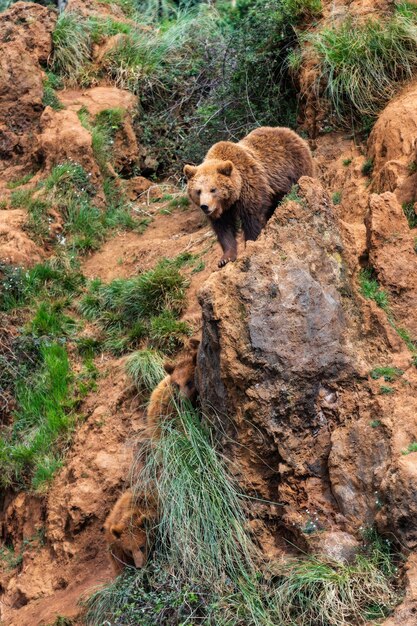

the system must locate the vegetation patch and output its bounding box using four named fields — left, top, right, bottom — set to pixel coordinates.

left=402, top=441, right=417, bottom=455
left=79, top=257, right=190, bottom=354
left=370, top=366, right=404, bottom=382
left=305, top=4, right=417, bottom=122
left=51, top=12, right=92, bottom=79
